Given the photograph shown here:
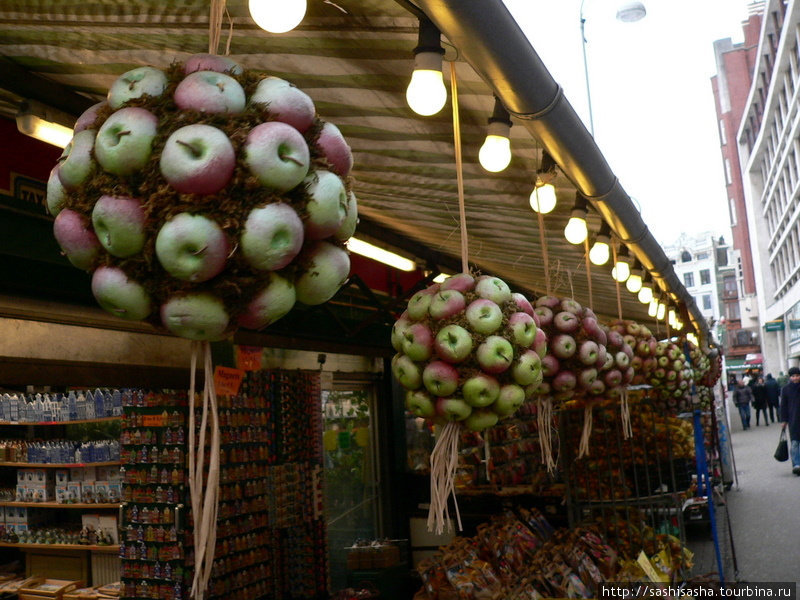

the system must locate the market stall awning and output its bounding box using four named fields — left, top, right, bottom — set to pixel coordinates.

left=0, top=0, right=708, bottom=342
left=745, top=353, right=764, bottom=366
